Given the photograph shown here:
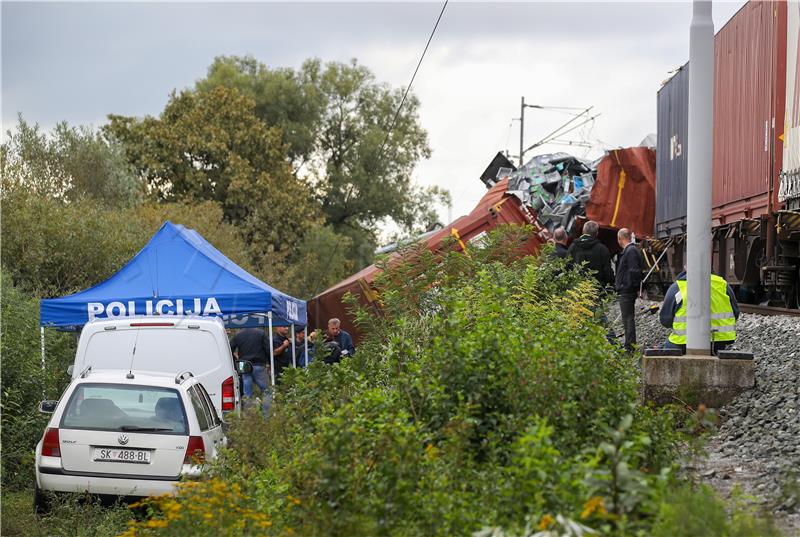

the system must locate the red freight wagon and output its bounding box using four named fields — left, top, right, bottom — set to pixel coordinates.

left=712, top=0, right=787, bottom=226
left=649, top=0, right=800, bottom=308
left=308, top=178, right=543, bottom=342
